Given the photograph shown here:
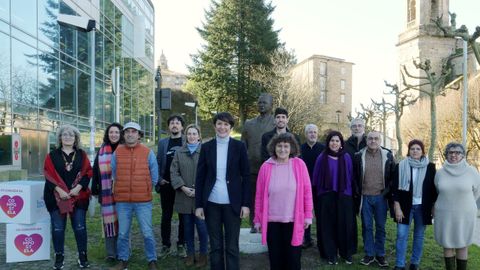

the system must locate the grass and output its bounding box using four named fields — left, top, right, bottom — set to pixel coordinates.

left=65, top=195, right=480, bottom=269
